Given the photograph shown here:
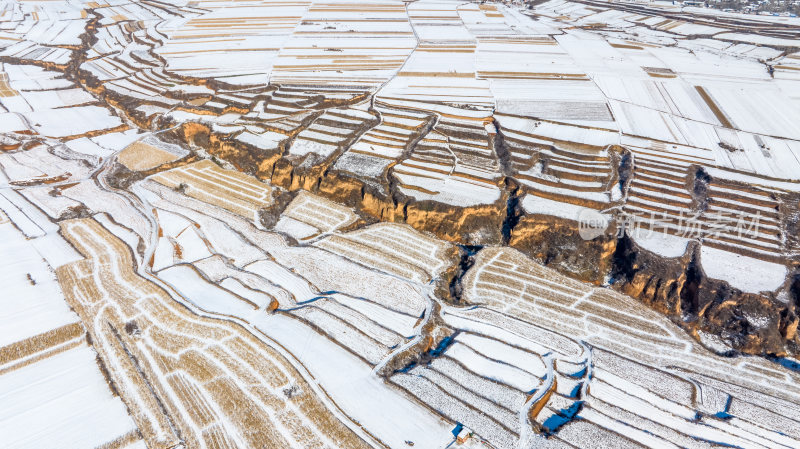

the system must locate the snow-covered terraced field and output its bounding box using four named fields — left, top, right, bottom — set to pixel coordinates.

left=155, top=0, right=309, bottom=84
left=274, top=190, right=358, bottom=241
left=286, top=105, right=377, bottom=163
left=151, top=159, right=274, bottom=220
left=269, top=0, right=416, bottom=88
left=2, top=0, right=800, bottom=447
left=334, top=104, right=433, bottom=180
left=315, top=221, right=457, bottom=283
left=391, top=116, right=504, bottom=207
left=57, top=217, right=373, bottom=449
left=453, top=247, right=800, bottom=448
